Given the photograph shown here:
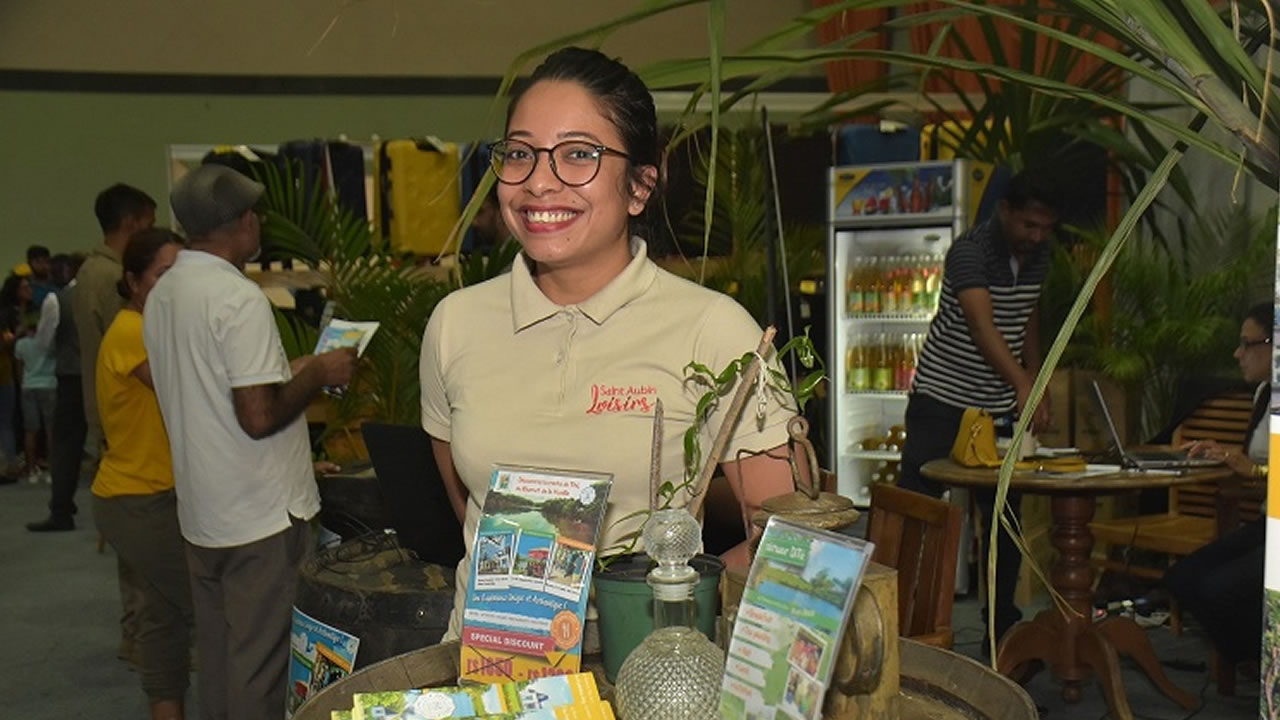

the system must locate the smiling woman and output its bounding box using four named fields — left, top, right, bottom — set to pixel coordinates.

left=418, top=46, right=803, bottom=640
